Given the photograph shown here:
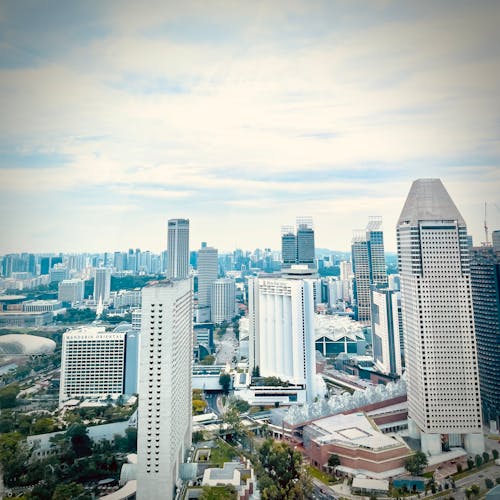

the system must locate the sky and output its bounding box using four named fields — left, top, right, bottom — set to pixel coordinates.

left=1, top=0, right=499, bottom=254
